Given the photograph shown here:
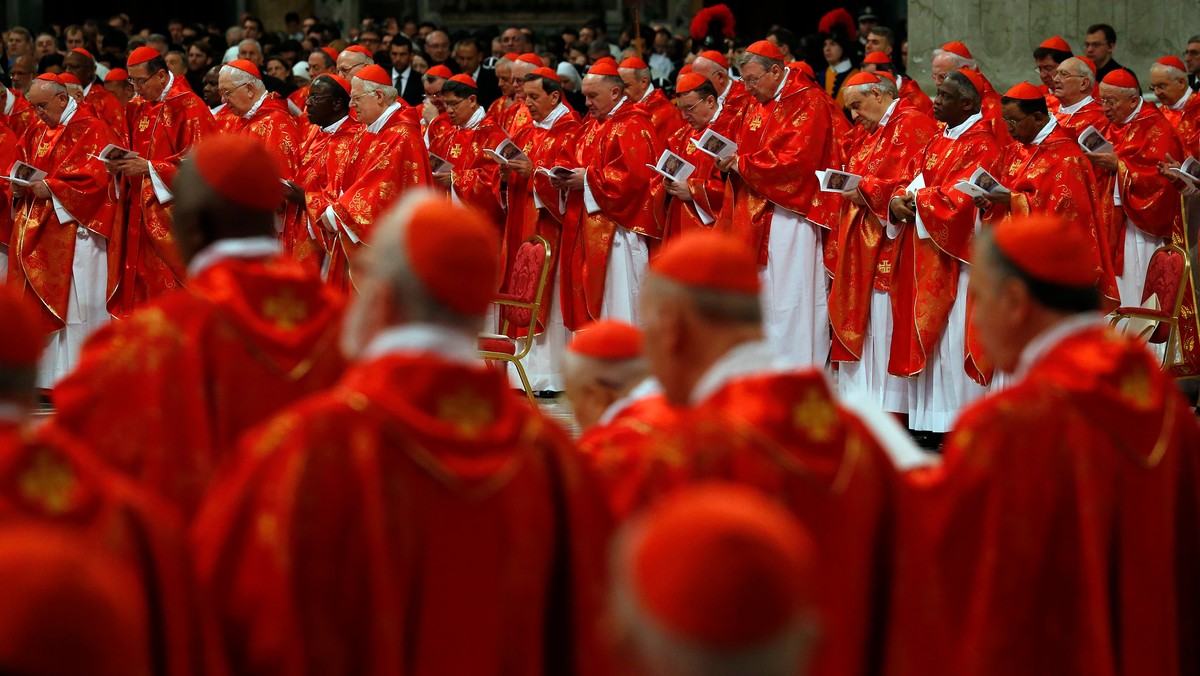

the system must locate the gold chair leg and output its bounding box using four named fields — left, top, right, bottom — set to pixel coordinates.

left=511, top=358, right=535, bottom=405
